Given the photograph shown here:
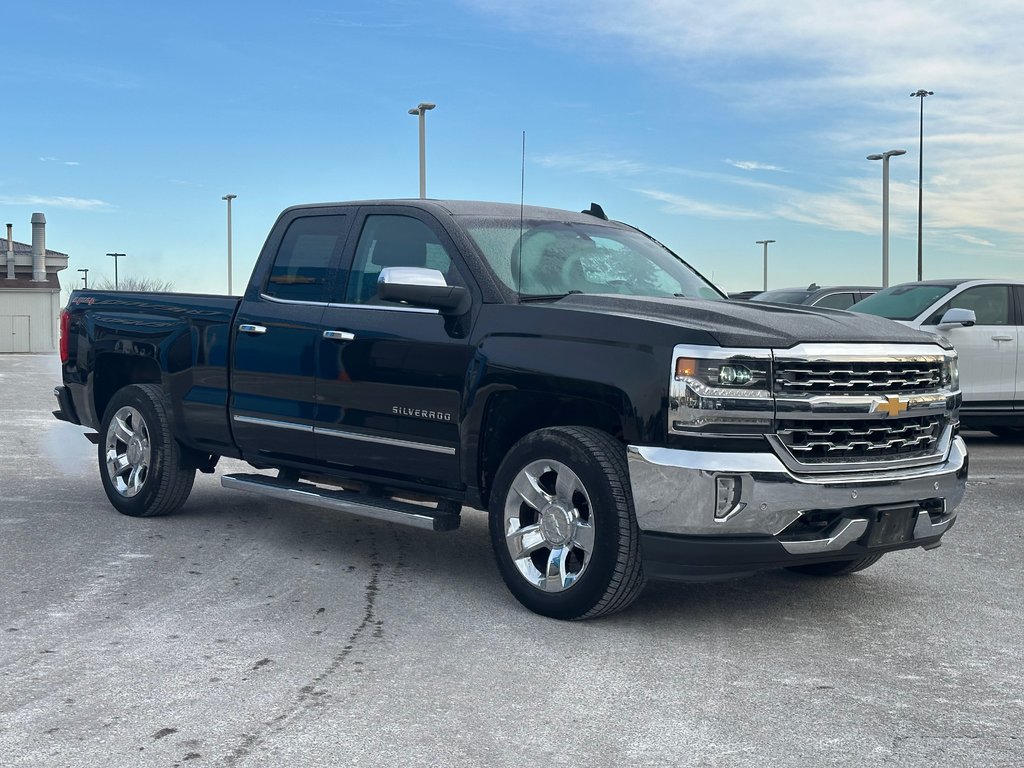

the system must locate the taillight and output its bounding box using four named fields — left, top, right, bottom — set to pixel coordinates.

left=59, top=310, right=70, bottom=362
